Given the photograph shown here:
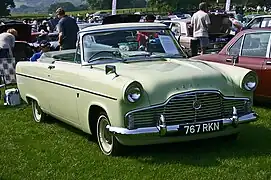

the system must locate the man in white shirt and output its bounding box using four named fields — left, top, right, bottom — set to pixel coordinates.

left=0, top=29, right=18, bottom=58
left=191, top=2, right=211, bottom=55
